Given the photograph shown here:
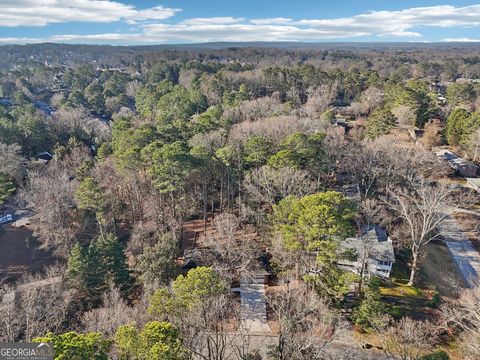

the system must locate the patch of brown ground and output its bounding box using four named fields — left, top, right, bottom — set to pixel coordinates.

left=180, top=213, right=260, bottom=252
left=264, top=280, right=303, bottom=334
left=0, top=225, right=56, bottom=285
